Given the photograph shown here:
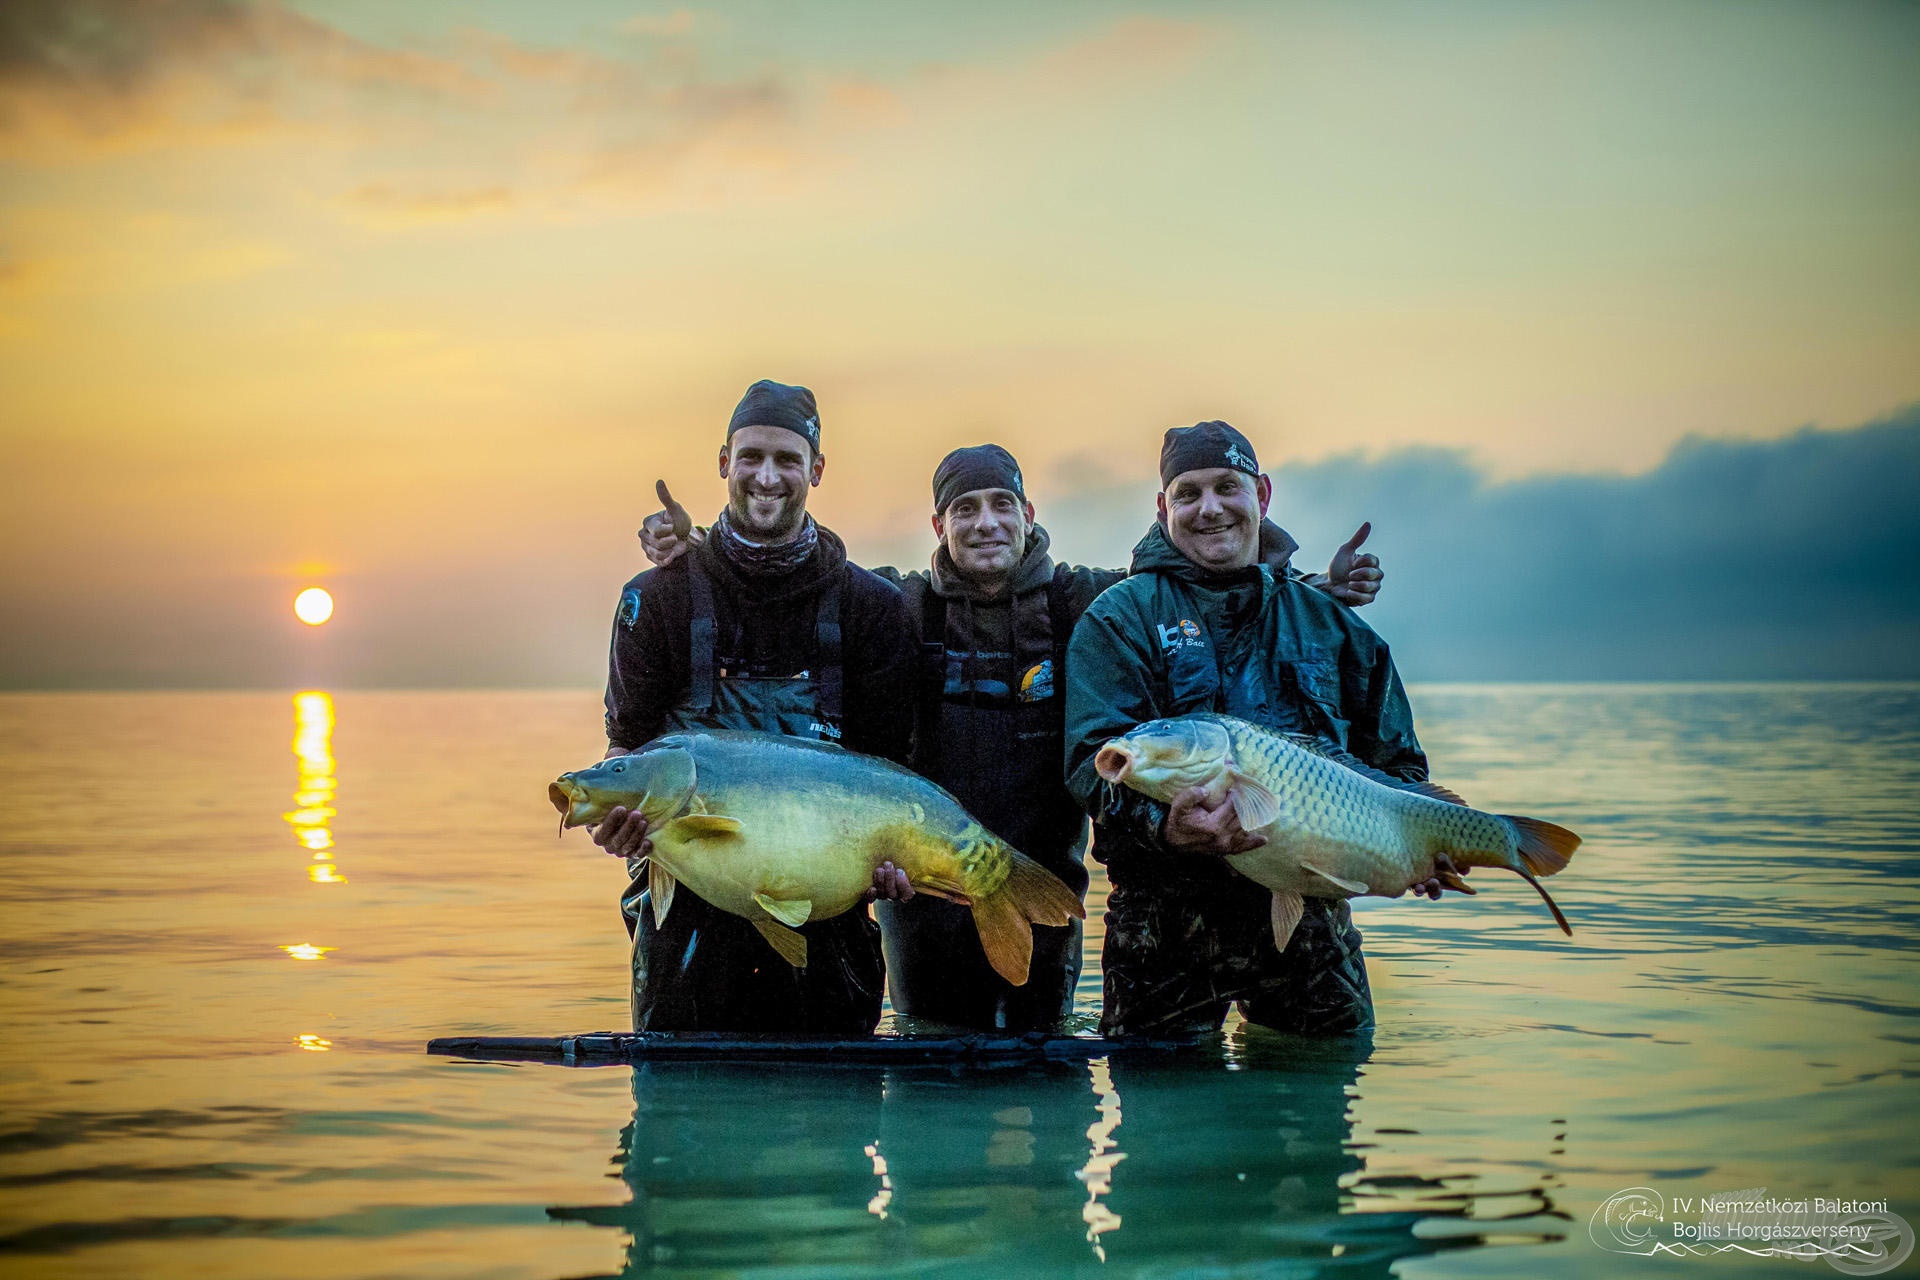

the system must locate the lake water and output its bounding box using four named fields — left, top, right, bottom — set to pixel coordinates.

left=1, top=686, right=1915, bottom=1278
